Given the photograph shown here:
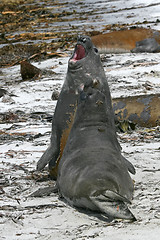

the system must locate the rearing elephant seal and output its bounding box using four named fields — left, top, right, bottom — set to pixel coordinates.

left=37, top=35, right=115, bottom=178
left=57, top=87, right=136, bottom=220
